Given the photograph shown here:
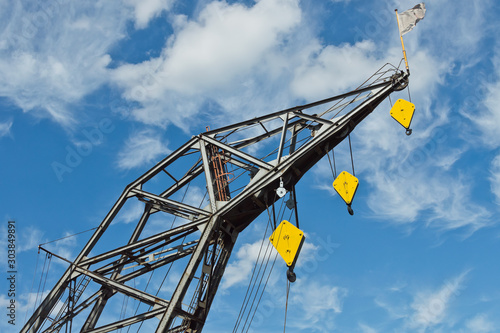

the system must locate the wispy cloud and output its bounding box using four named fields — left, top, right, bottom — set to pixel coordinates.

left=490, top=155, right=500, bottom=205
left=289, top=279, right=347, bottom=331
left=407, top=271, right=468, bottom=331
left=0, top=2, right=133, bottom=127
left=221, top=238, right=277, bottom=290
left=111, top=0, right=302, bottom=128
left=423, top=0, right=492, bottom=60
left=290, top=40, right=381, bottom=100
left=117, top=129, right=171, bottom=170
left=372, top=271, right=470, bottom=332
left=222, top=231, right=328, bottom=291
left=221, top=232, right=344, bottom=331
left=116, top=200, right=144, bottom=224
left=359, top=323, right=378, bottom=333
left=0, top=224, right=44, bottom=261
left=465, top=314, right=496, bottom=333
left=0, top=119, right=13, bottom=138
left=474, top=56, right=500, bottom=148
left=125, top=0, right=175, bottom=29
left=44, top=230, right=79, bottom=263
left=302, top=1, right=495, bottom=233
